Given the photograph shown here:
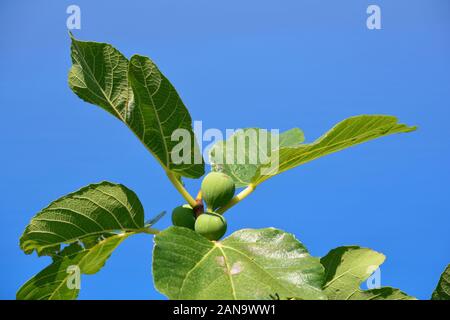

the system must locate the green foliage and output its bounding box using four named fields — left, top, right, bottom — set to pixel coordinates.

left=17, top=34, right=427, bottom=300
left=17, top=233, right=130, bottom=300
left=320, top=246, right=415, bottom=300
left=194, top=212, right=227, bottom=241
left=210, top=128, right=304, bottom=188
left=20, top=181, right=145, bottom=256
left=201, top=172, right=235, bottom=210
left=68, top=33, right=204, bottom=178
left=153, top=227, right=326, bottom=299
left=210, top=116, right=416, bottom=187
left=17, top=181, right=161, bottom=300
left=171, top=204, right=195, bottom=230
left=432, top=264, right=450, bottom=300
